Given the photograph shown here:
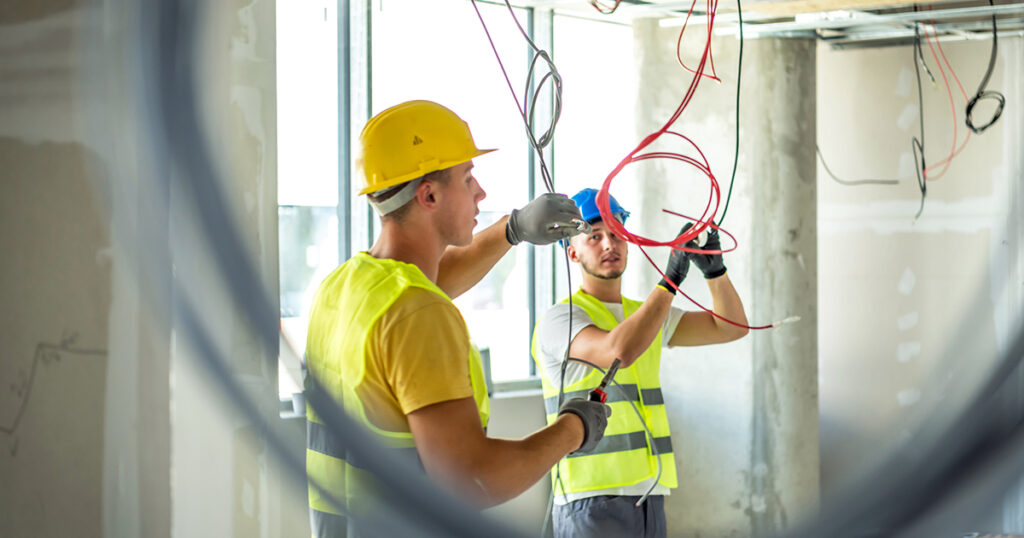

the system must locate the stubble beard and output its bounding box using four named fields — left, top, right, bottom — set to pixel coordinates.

left=580, top=258, right=625, bottom=281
